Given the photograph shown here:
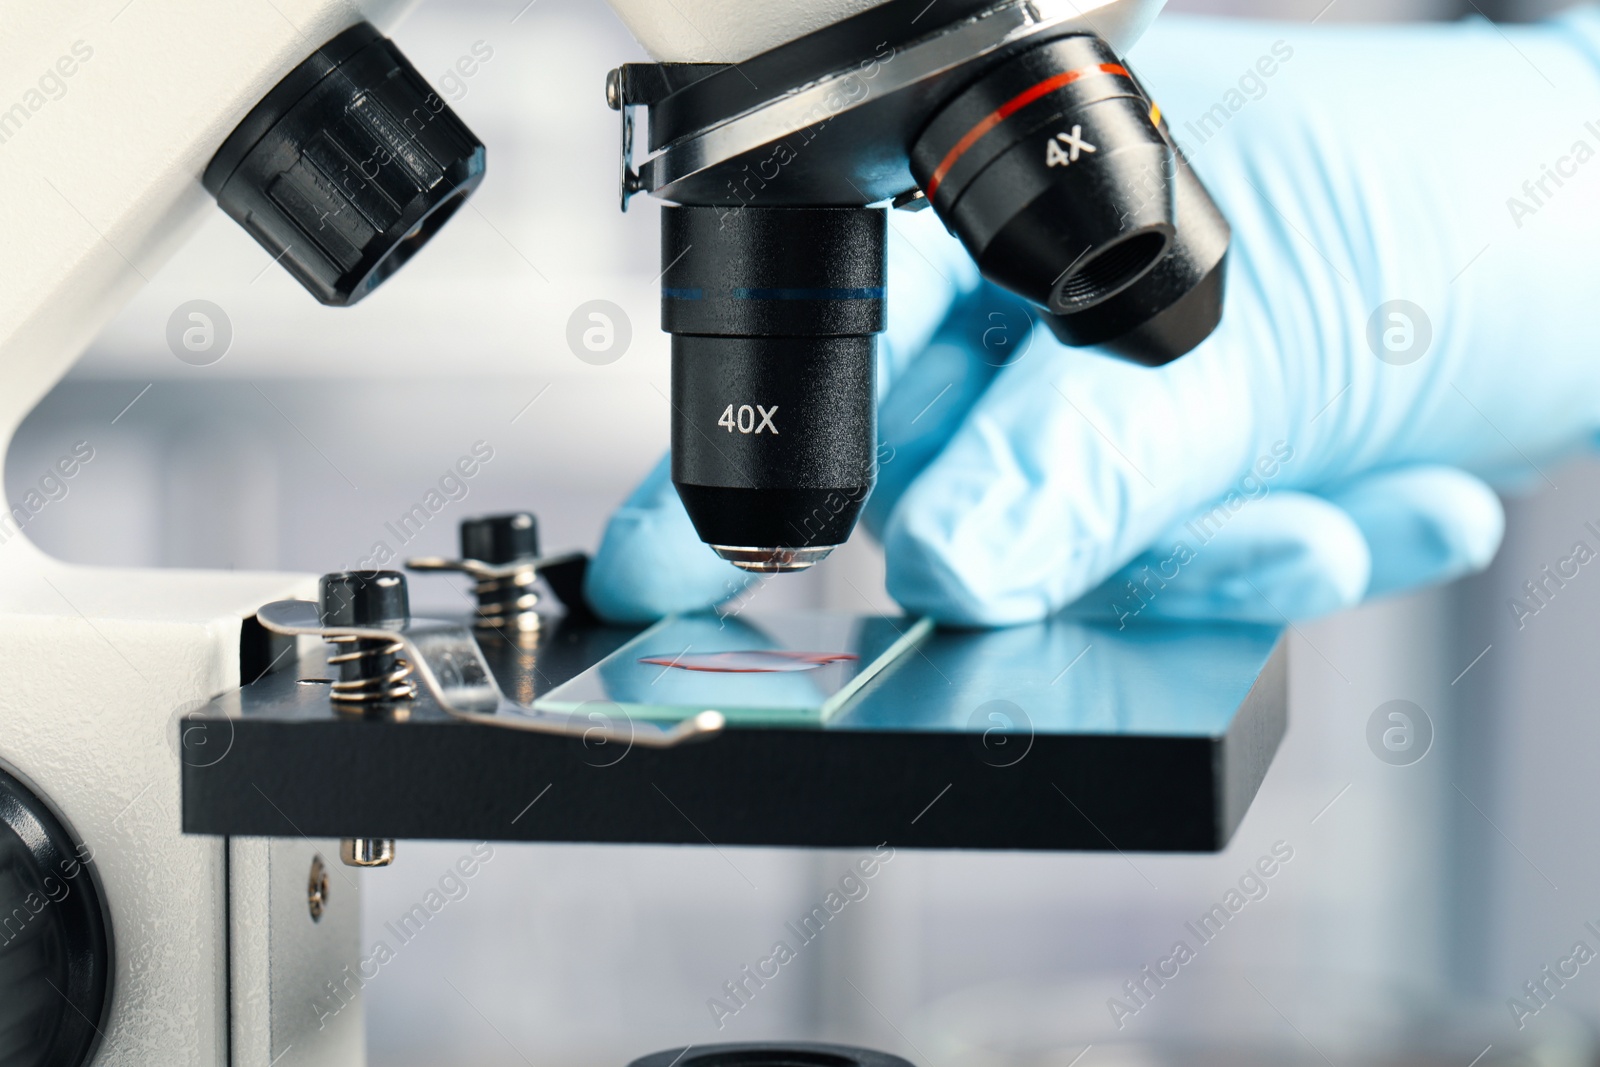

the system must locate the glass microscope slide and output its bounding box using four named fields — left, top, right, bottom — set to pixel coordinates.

left=533, top=612, right=933, bottom=726
left=833, top=615, right=1282, bottom=737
